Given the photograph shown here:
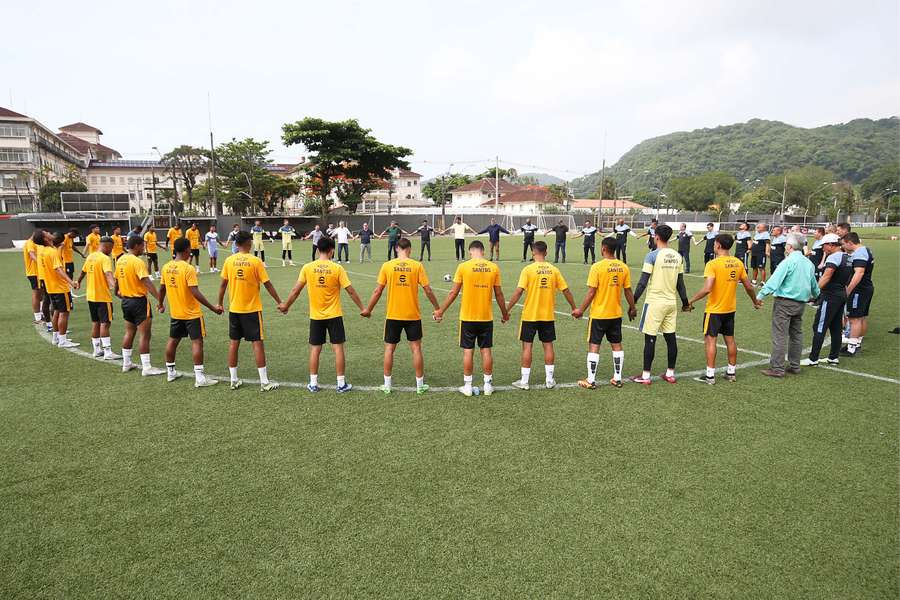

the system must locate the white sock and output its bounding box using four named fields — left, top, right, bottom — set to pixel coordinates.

left=34, top=312, right=42, bottom=321
left=463, top=374, right=473, bottom=389
left=726, top=364, right=736, bottom=375
left=194, top=365, right=204, bottom=381
left=102, top=337, right=112, bottom=350
left=612, top=350, right=624, bottom=381
left=58, top=333, right=67, bottom=344
left=706, top=366, right=715, bottom=378
left=122, top=348, right=133, bottom=365
left=258, top=366, right=269, bottom=385
left=309, top=373, right=318, bottom=386
left=416, top=376, right=425, bottom=389
left=229, top=366, right=238, bottom=382
left=520, top=367, right=530, bottom=383
left=586, top=352, right=599, bottom=384
left=166, top=362, right=177, bottom=377
left=337, top=375, right=346, bottom=387
left=384, top=375, right=392, bottom=388
left=483, top=374, right=492, bottom=385
left=642, top=370, right=651, bottom=379
left=666, top=368, right=675, bottom=377
left=52, top=331, right=59, bottom=343
left=545, top=364, right=554, bottom=381
left=92, top=338, right=101, bottom=352
left=140, top=353, right=152, bottom=369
